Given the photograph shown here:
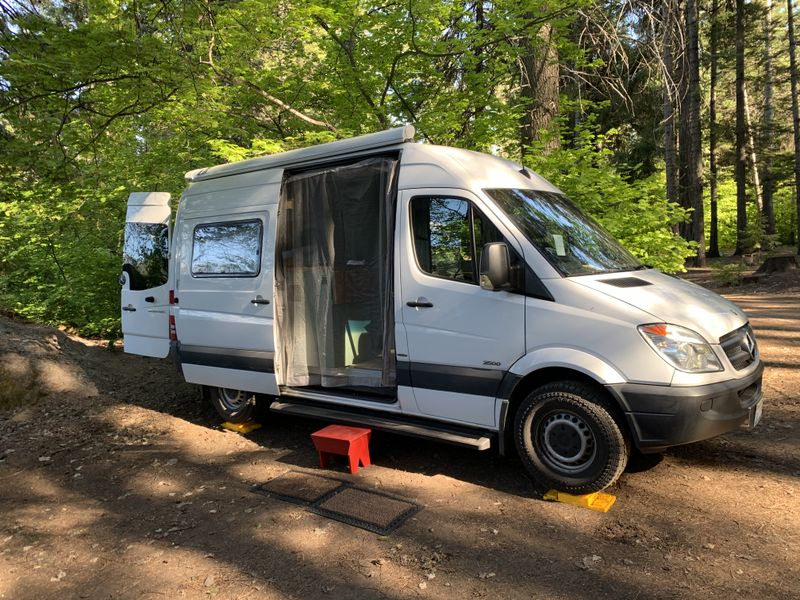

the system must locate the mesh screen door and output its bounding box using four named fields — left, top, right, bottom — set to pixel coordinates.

left=274, top=156, right=398, bottom=389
